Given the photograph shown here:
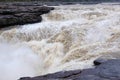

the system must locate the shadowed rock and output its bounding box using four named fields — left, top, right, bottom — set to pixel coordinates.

left=19, top=70, right=81, bottom=80
left=94, top=58, right=108, bottom=66
left=0, top=2, right=54, bottom=28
